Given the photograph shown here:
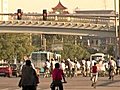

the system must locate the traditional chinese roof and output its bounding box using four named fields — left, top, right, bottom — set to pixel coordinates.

left=52, top=1, right=67, bottom=10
